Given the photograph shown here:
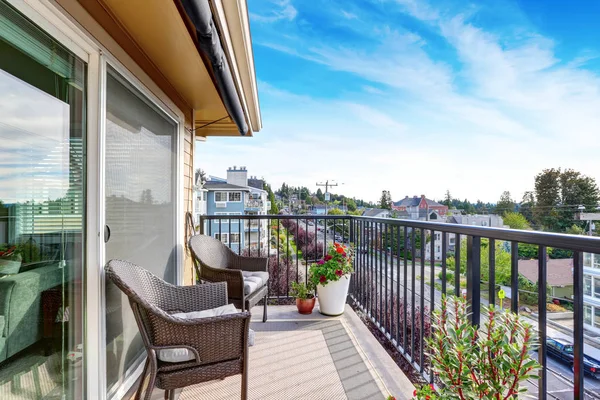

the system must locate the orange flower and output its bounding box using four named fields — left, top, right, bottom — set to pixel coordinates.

left=336, top=247, right=344, bottom=254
